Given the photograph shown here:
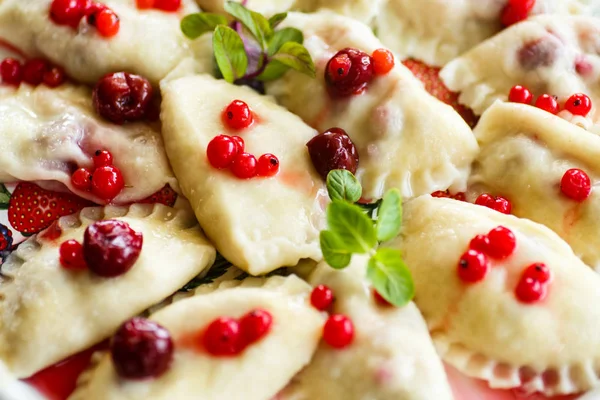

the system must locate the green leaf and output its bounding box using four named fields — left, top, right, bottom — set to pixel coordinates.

left=272, top=42, right=315, bottom=78
left=268, top=27, right=303, bottom=56
left=376, top=189, right=402, bottom=242
left=180, top=13, right=228, bottom=39
left=320, top=230, right=352, bottom=269
left=327, top=200, right=376, bottom=254
left=212, top=25, right=248, bottom=83
left=256, top=59, right=290, bottom=81
left=268, top=12, right=287, bottom=29
left=367, top=248, right=414, bottom=307
left=224, top=1, right=272, bottom=49
left=0, top=184, right=10, bottom=210
left=326, top=169, right=362, bottom=203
